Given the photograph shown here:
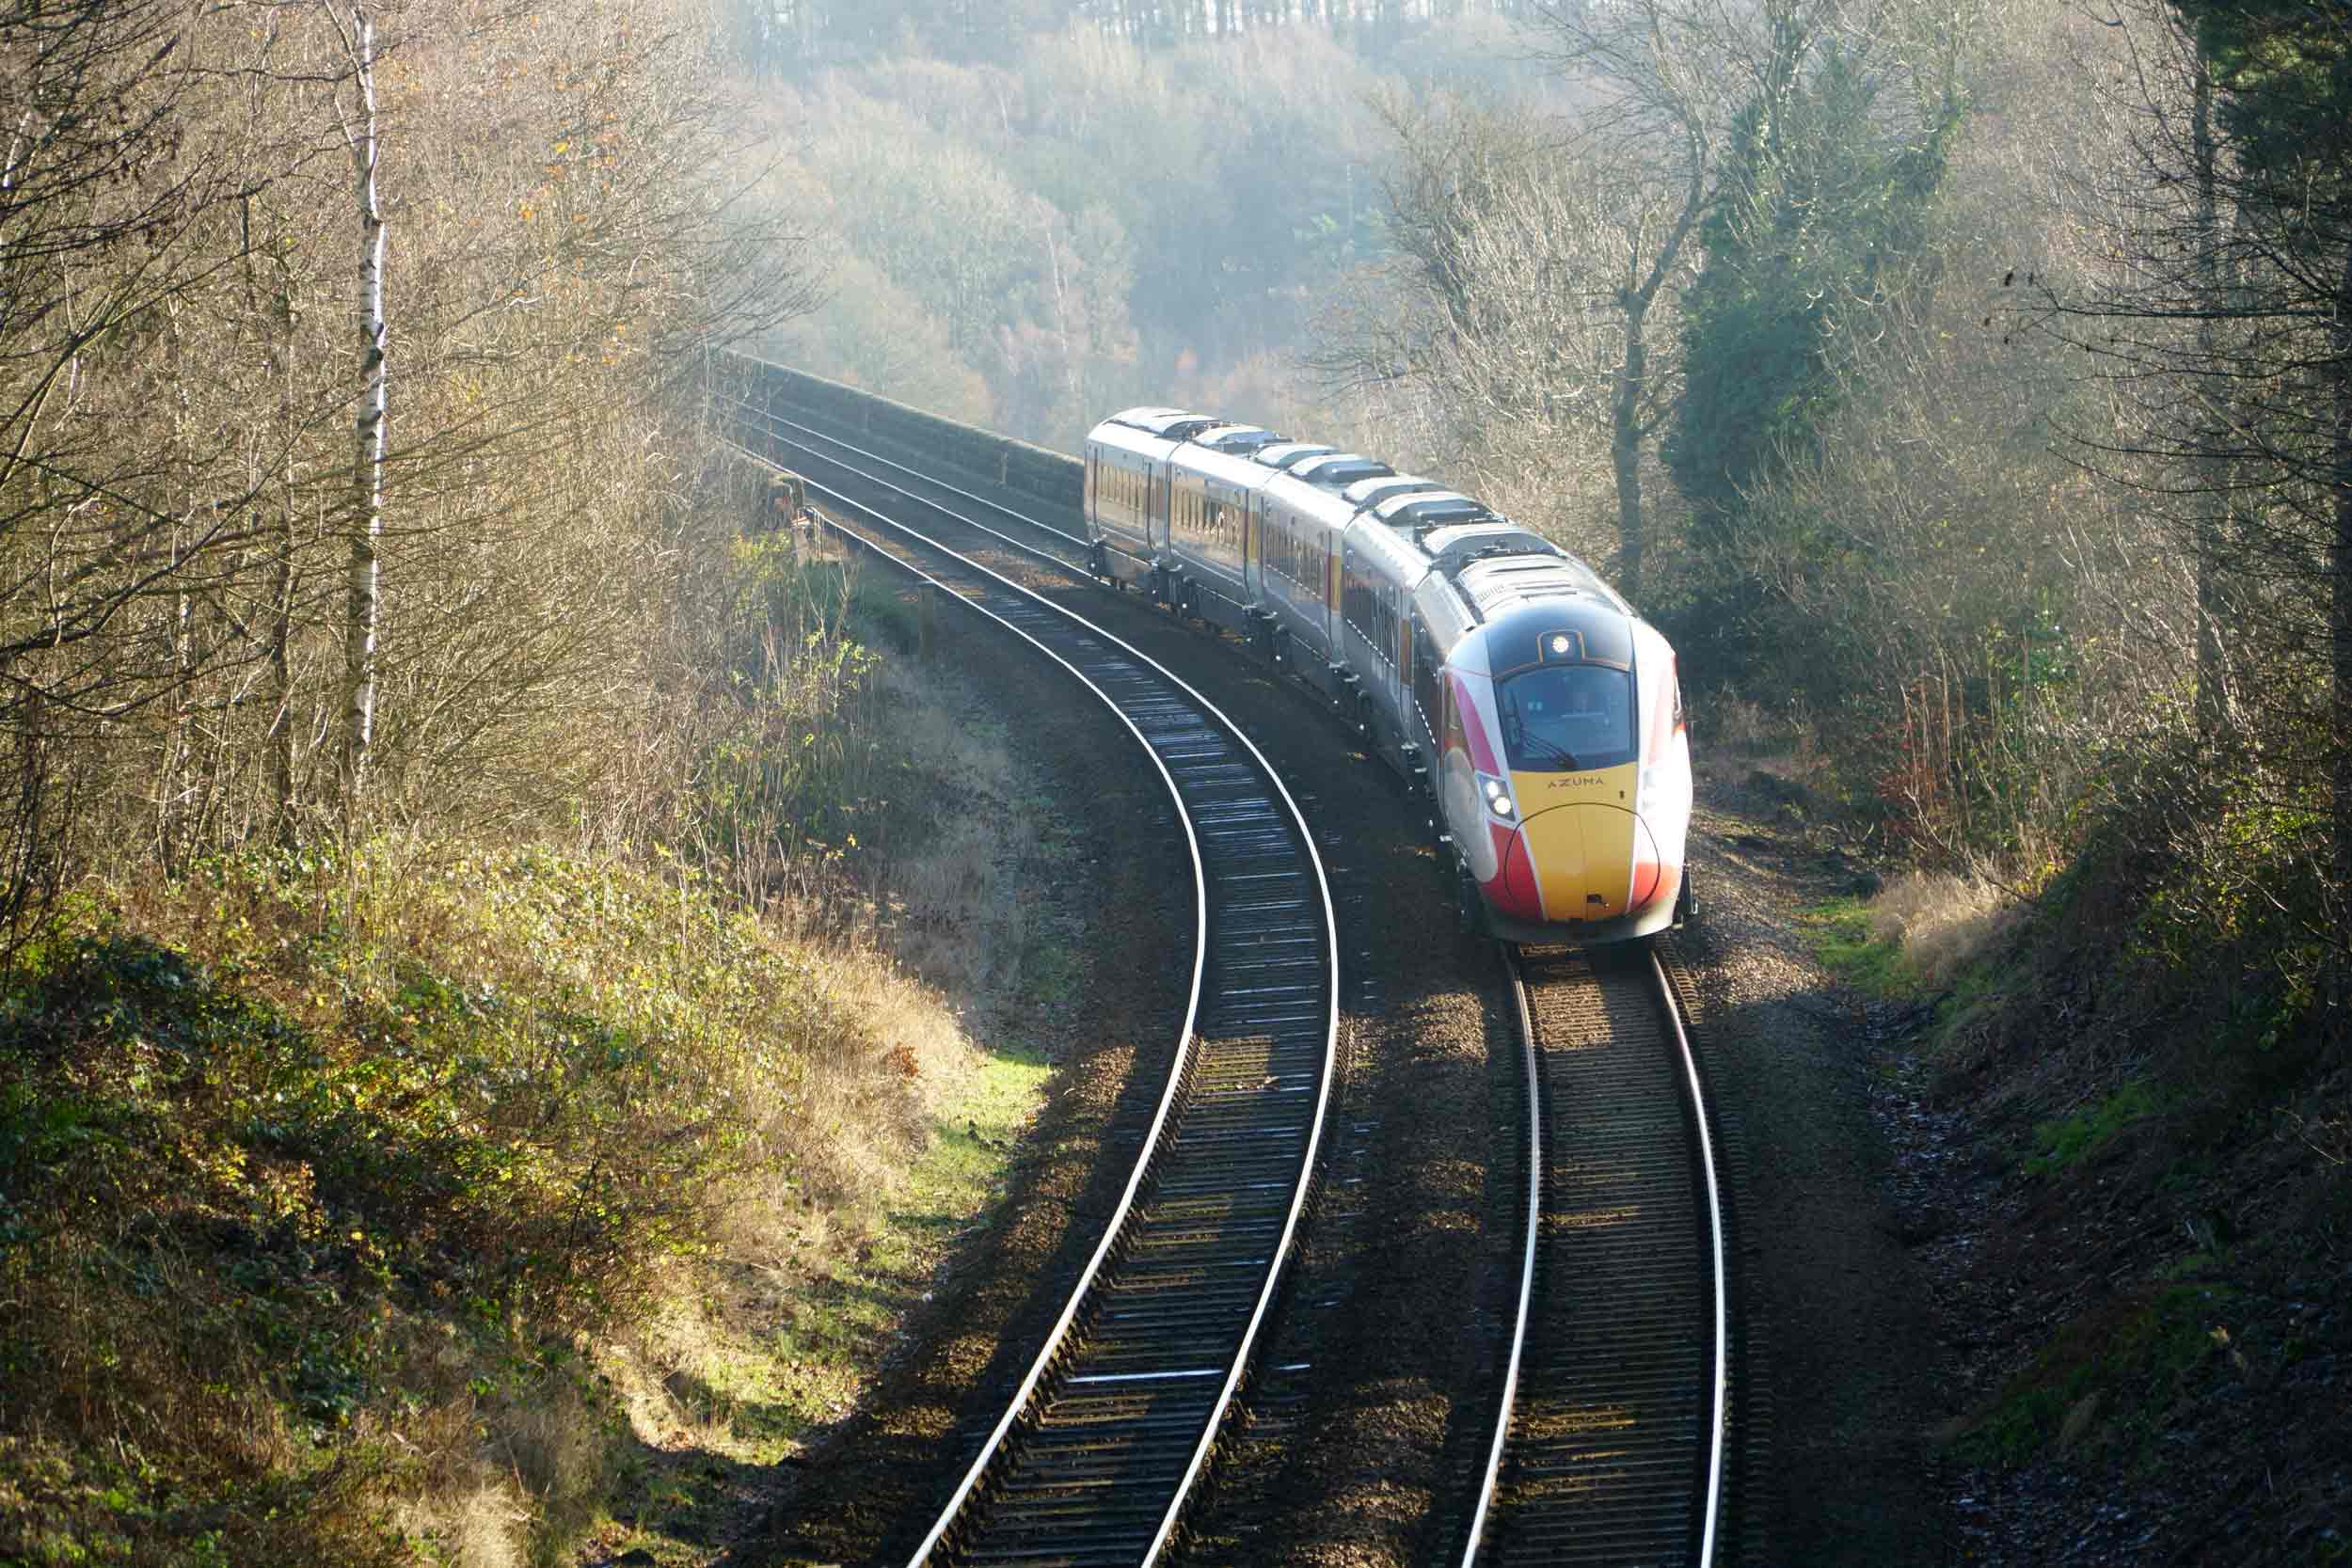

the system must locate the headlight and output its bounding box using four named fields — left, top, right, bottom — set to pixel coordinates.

left=1479, top=771, right=1515, bottom=820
